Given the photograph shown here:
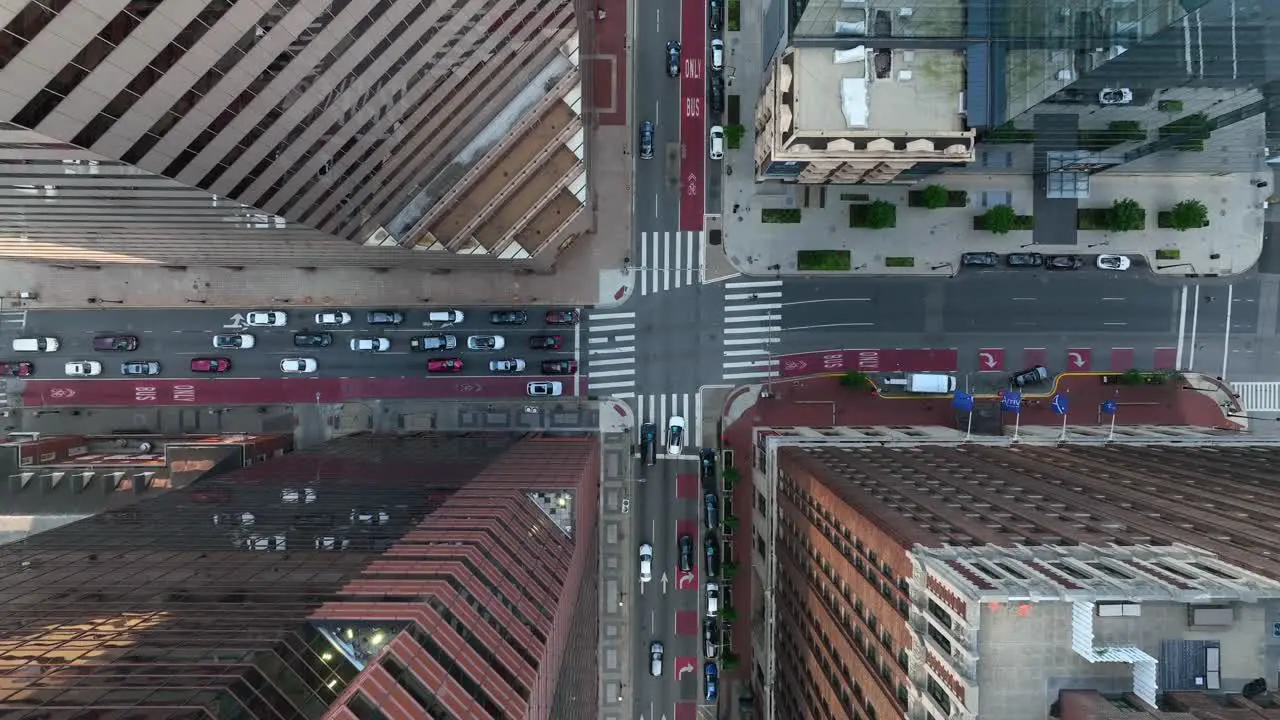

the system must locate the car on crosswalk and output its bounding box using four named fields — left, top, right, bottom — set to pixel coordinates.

left=667, top=415, right=686, bottom=455
left=545, top=309, right=580, bottom=325
left=542, top=359, right=577, bottom=374
left=0, top=362, right=33, bottom=376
